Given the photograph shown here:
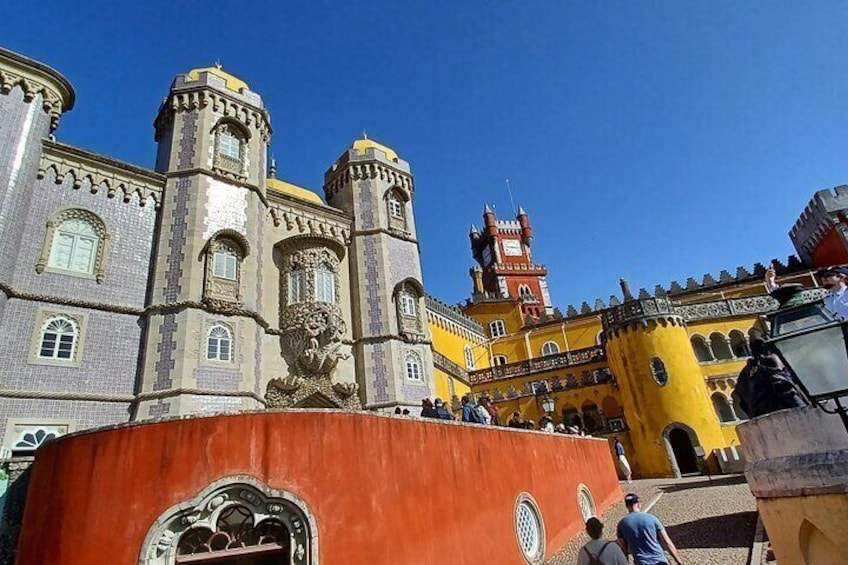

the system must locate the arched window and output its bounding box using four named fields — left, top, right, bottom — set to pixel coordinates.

left=213, top=246, right=238, bottom=280
left=203, top=233, right=249, bottom=307
left=731, top=390, right=749, bottom=421
left=400, top=292, right=417, bottom=316
left=213, top=121, right=248, bottom=177
left=288, top=266, right=305, bottom=304
left=541, top=341, right=560, bottom=356
left=38, top=209, right=108, bottom=282
left=518, top=285, right=532, bottom=299
left=729, top=330, right=750, bottom=358
left=207, top=325, right=233, bottom=362
left=711, top=392, right=736, bottom=423
left=39, top=316, right=78, bottom=360
left=492, top=355, right=508, bottom=366
left=315, top=262, right=336, bottom=303
left=690, top=335, right=714, bottom=363
left=11, top=428, right=59, bottom=456
left=464, top=345, right=475, bottom=369
left=489, top=319, right=506, bottom=338
left=650, top=356, right=669, bottom=386
left=405, top=351, right=423, bottom=381
left=710, top=332, right=733, bottom=360
left=386, top=189, right=408, bottom=231
left=748, top=326, right=765, bottom=341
